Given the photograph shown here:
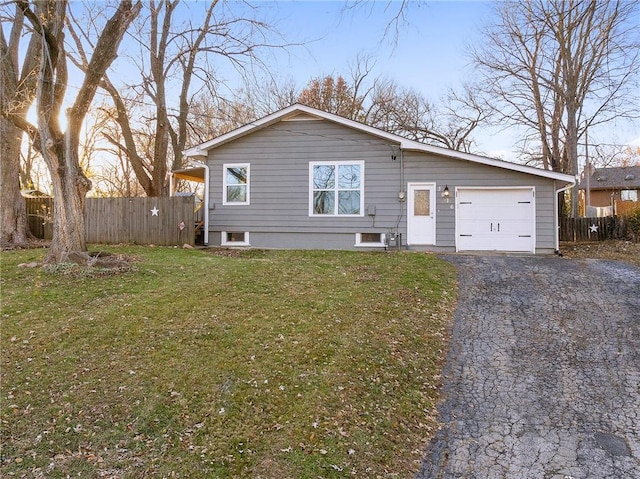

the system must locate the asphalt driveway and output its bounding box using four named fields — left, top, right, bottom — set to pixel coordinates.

left=418, top=255, right=640, bottom=479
